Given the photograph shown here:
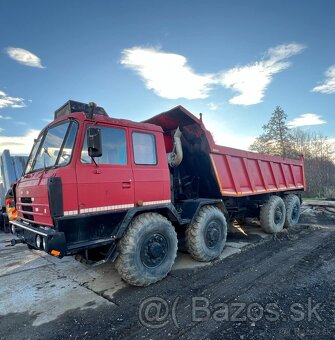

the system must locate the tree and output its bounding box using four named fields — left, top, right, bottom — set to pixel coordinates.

left=290, top=129, right=334, bottom=161
left=250, top=106, right=292, bottom=157
left=249, top=107, right=335, bottom=198
left=290, top=129, right=335, bottom=197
